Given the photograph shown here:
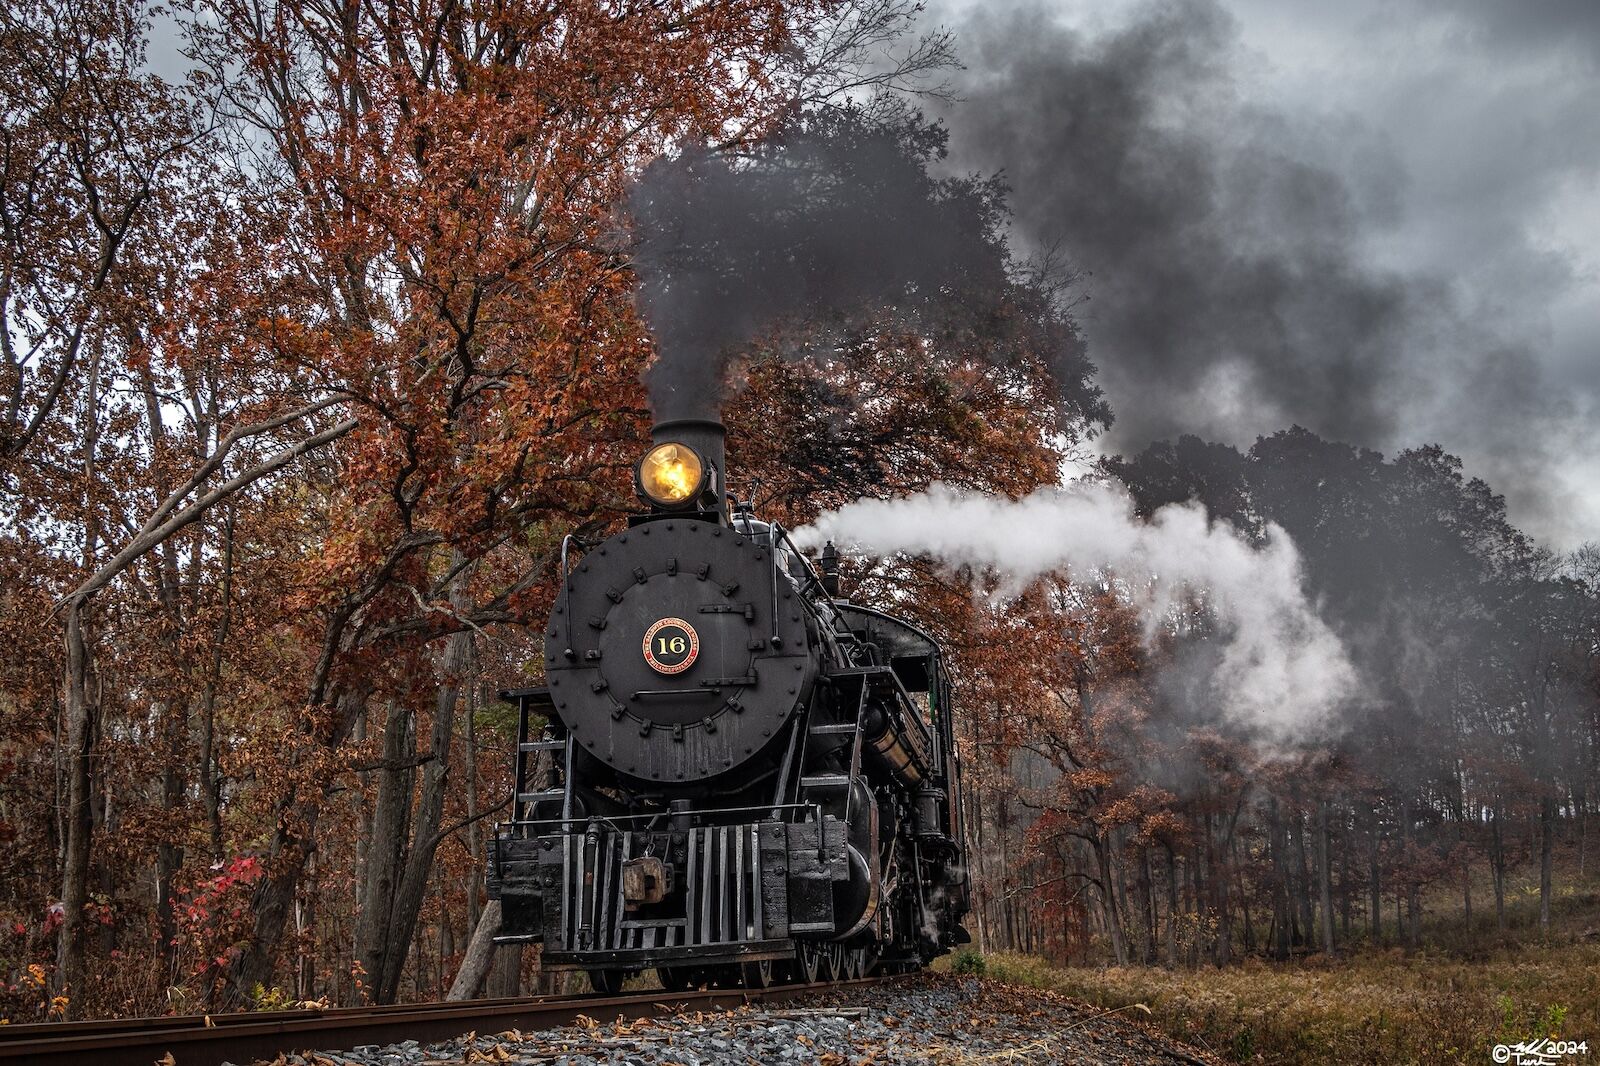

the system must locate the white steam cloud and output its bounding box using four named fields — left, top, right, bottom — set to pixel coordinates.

left=793, top=483, right=1358, bottom=745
